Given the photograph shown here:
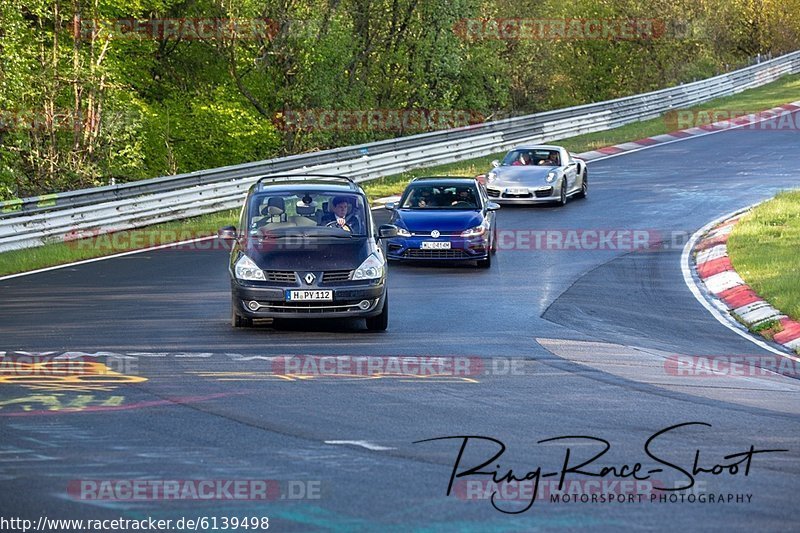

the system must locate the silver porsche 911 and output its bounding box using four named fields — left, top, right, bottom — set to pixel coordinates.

left=482, top=145, right=588, bottom=206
